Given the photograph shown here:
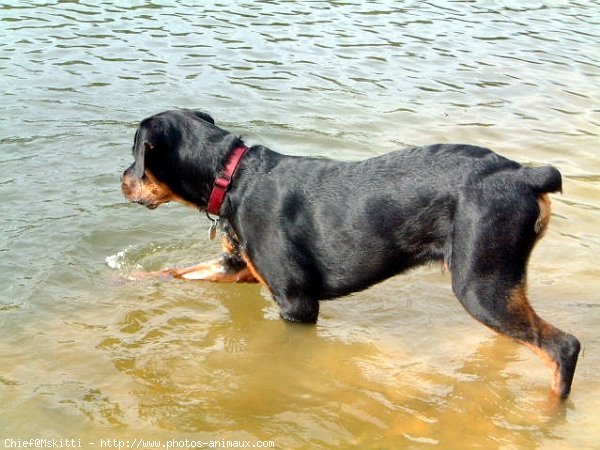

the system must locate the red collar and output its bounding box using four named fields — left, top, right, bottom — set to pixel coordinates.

left=207, top=145, right=249, bottom=216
